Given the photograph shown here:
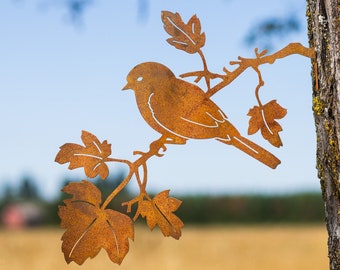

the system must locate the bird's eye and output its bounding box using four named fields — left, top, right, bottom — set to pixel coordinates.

left=137, top=76, right=143, bottom=82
